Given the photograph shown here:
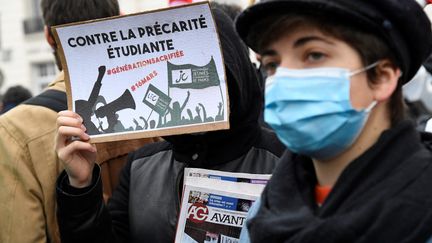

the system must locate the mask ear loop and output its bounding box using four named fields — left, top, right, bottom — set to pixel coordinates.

left=350, top=61, right=380, bottom=112
left=350, top=61, right=381, bottom=76
left=364, top=100, right=377, bottom=113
